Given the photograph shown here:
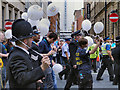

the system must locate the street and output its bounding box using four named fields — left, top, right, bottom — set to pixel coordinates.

left=57, top=70, right=118, bottom=89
